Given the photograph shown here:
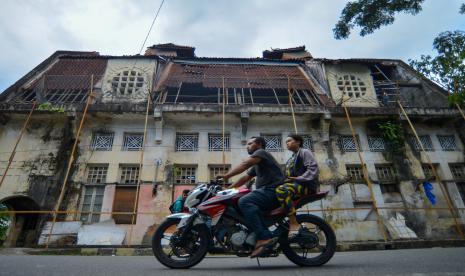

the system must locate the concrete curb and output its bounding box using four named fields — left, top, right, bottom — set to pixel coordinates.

left=2, top=240, right=464, bottom=256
